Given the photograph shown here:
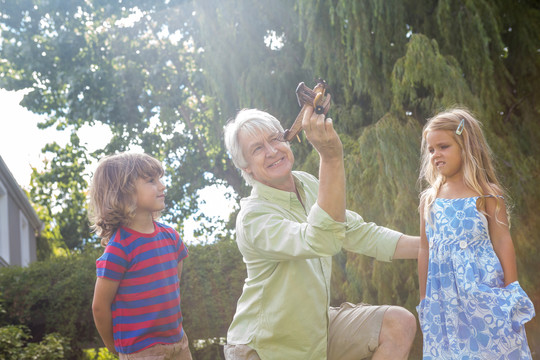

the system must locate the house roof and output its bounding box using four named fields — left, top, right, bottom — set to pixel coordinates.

left=0, top=156, right=42, bottom=232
